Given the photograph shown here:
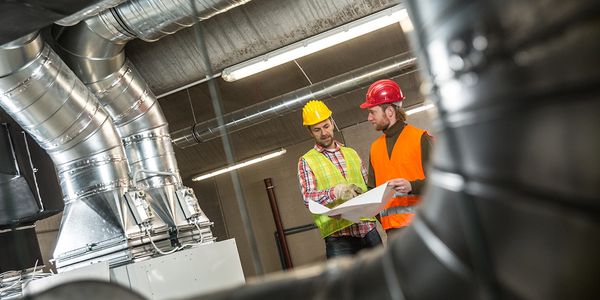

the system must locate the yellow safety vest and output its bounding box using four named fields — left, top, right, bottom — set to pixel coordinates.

left=302, top=147, right=376, bottom=238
